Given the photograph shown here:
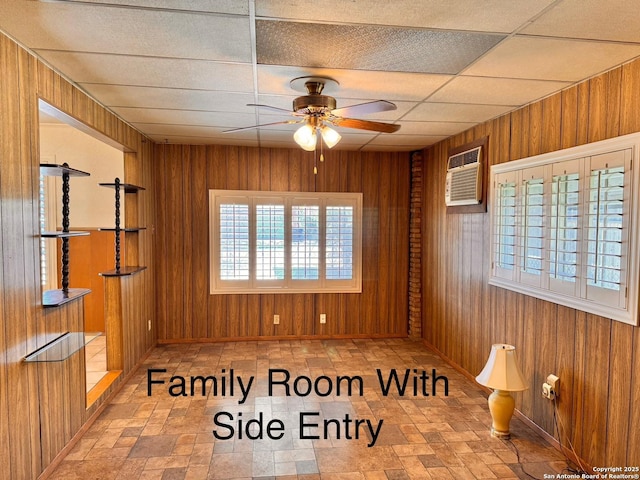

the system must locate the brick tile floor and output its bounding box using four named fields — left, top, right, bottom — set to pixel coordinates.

left=49, top=339, right=566, bottom=479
